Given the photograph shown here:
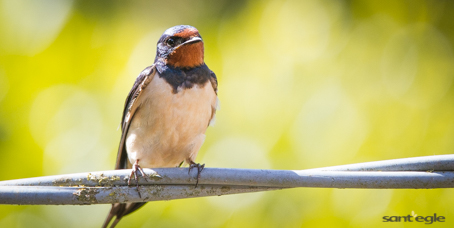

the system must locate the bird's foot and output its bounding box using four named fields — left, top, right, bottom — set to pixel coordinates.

left=128, top=160, right=148, bottom=198
left=188, top=162, right=205, bottom=187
